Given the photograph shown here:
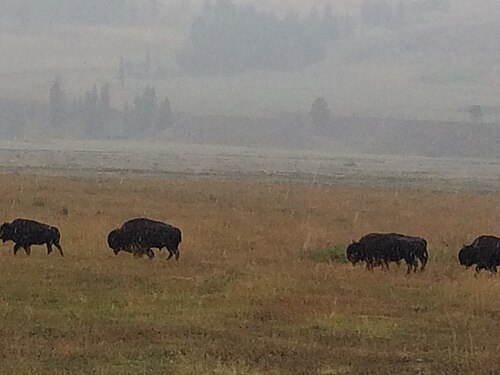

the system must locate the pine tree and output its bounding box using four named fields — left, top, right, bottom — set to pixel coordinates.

left=118, top=56, right=125, bottom=85
left=156, top=96, right=173, bottom=130
left=49, top=78, right=66, bottom=128
left=101, top=84, right=110, bottom=111
left=144, top=49, right=152, bottom=79
left=310, top=97, right=331, bottom=131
